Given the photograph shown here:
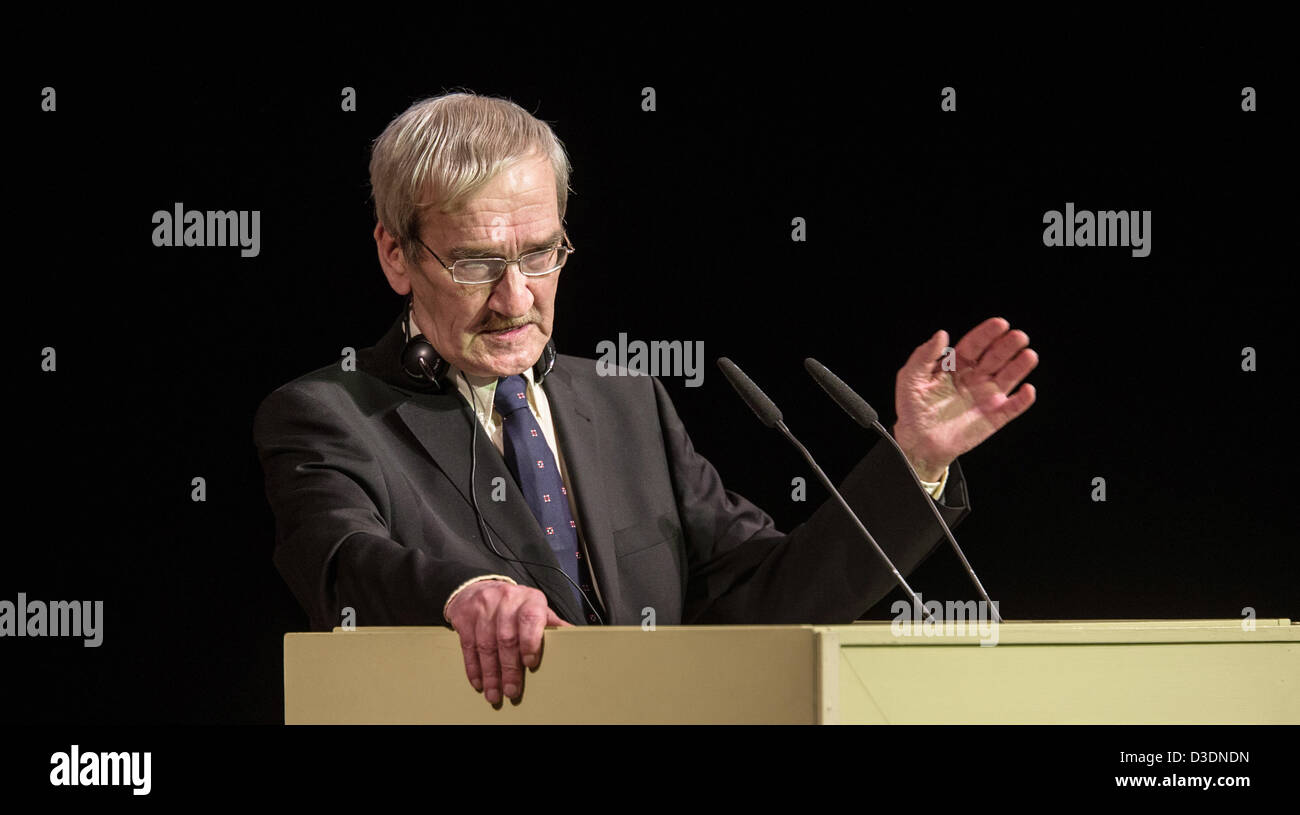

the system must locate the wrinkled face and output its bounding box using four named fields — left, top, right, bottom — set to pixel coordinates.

left=406, top=154, right=562, bottom=379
